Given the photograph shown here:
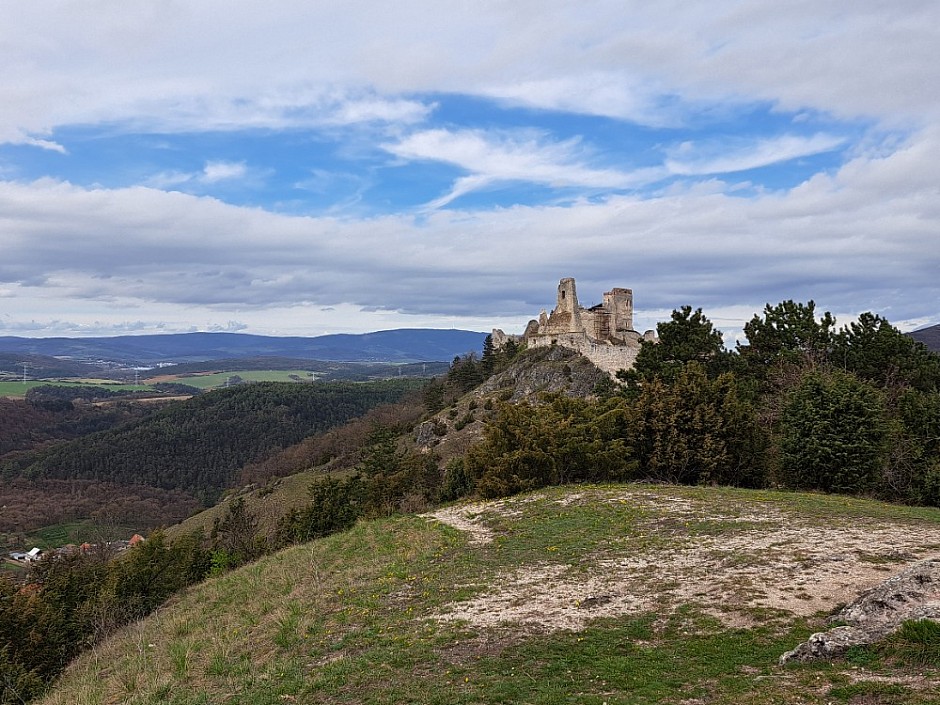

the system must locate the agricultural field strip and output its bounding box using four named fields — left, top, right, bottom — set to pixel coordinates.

left=0, top=370, right=319, bottom=397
